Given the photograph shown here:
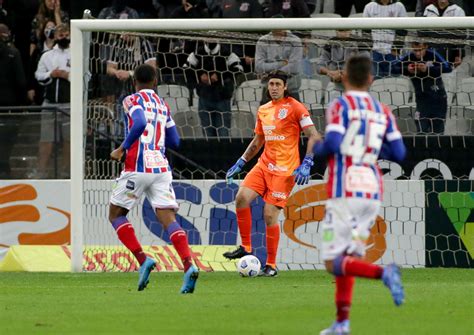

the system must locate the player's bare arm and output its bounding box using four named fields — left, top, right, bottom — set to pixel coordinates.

left=303, top=125, right=322, bottom=157
left=226, top=134, right=265, bottom=184
left=242, top=134, right=265, bottom=162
